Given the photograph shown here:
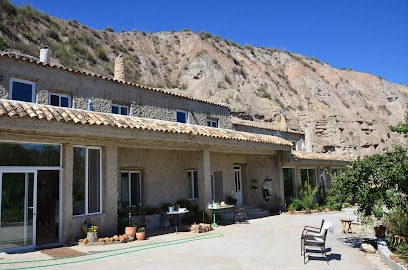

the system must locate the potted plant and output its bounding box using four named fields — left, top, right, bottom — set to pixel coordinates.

left=87, top=225, right=98, bottom=243
left=125, top=212, right=137, bottom=240
left=372, top=205, right=386, bottom=238
left=136, top=227, right=145, bottom=240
